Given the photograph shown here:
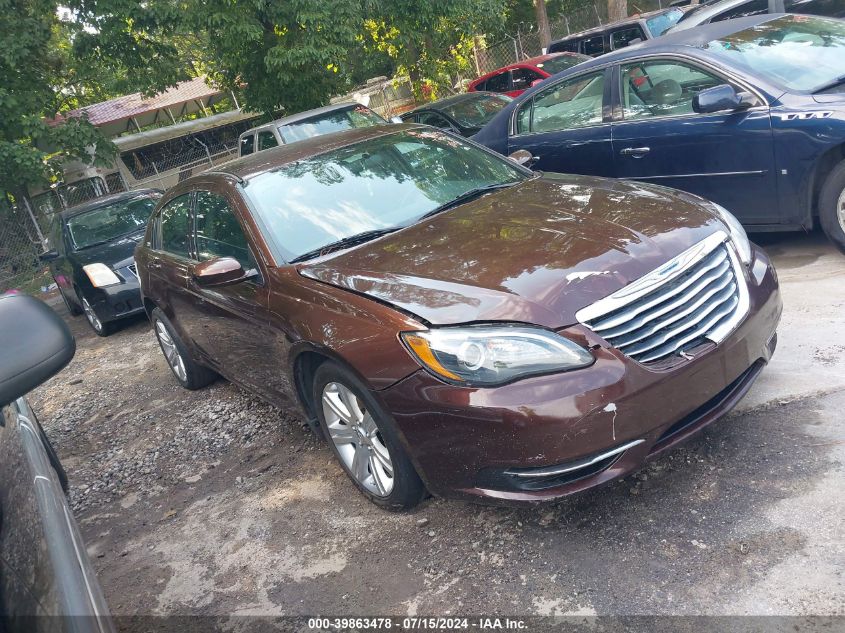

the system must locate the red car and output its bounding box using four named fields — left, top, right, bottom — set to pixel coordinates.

left=468, top=52, right=590, bottom=97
